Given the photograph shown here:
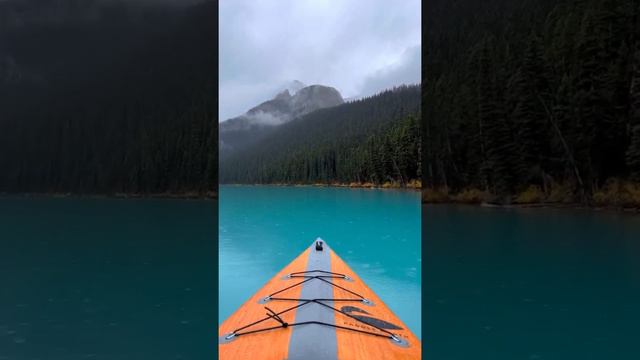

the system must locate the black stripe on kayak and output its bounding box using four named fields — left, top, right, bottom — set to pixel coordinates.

left=340, top=306, right=403, bottom=330
left=287, top=241, right=338, bottom=360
